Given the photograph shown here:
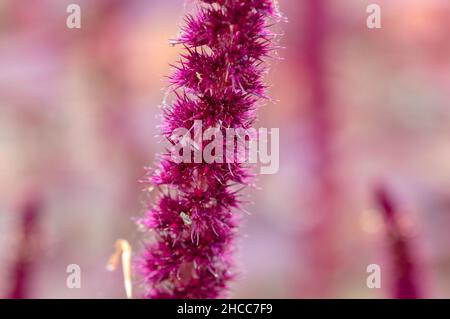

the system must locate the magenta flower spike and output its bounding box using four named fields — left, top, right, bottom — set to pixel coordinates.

left=138, top=0, right=281, bottom=298
left=8, top=193, right=43, bottom=299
